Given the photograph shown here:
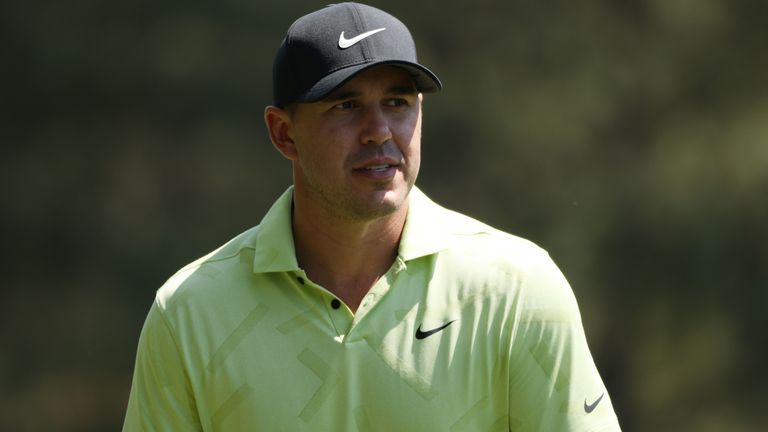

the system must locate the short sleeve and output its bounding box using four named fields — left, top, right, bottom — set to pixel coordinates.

left=123, top=300, right=202, bottom=431
left=507, top=252, right=621, bottom=431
